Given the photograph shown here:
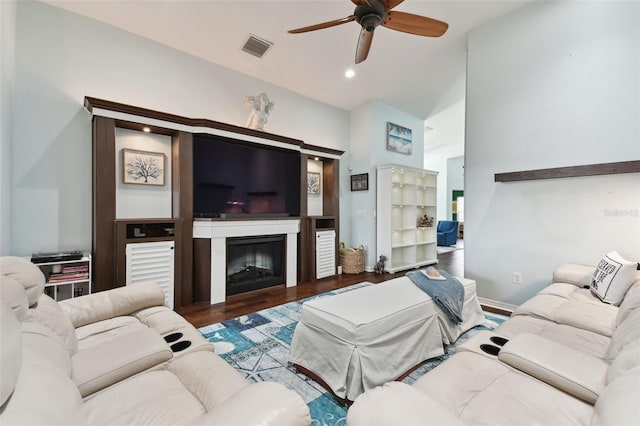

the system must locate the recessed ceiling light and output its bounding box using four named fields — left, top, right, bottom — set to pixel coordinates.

left=142, top=127, right=151, bottom=133
left=345, top=69, right=355, bottom=79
